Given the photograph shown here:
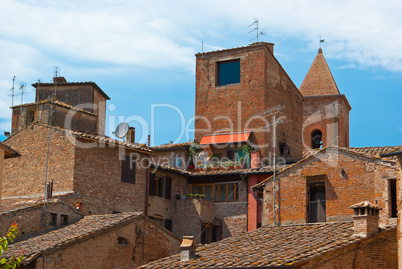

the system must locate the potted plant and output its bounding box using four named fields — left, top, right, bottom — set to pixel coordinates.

left=199, top=194, right=206, bottom=200
left=194, top=194, right=199, bottom=199
left=228, top=160, right=234, bottom=170
left=234, top=161, right=242, bottom=169
left=188, top=193, right=194, bottom=199
left=175, top=191, right=181, bottom=200
left=195, top=163, right=203, bottom=172
left=203, top=164, right=211, bottom=172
